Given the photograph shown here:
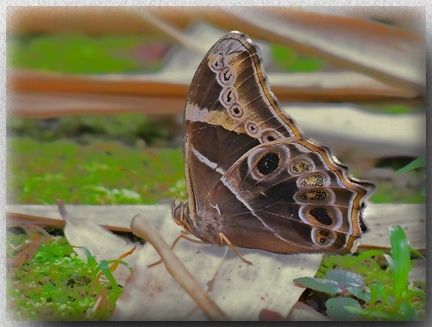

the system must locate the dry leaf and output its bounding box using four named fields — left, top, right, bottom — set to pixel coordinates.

left=9, top=17, right=423, bottom=118
left=112, top=207, right=322, bottom=321
left=360, top=203, right=426, bottom=251
left=7, top=224, right=53, bottom=267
